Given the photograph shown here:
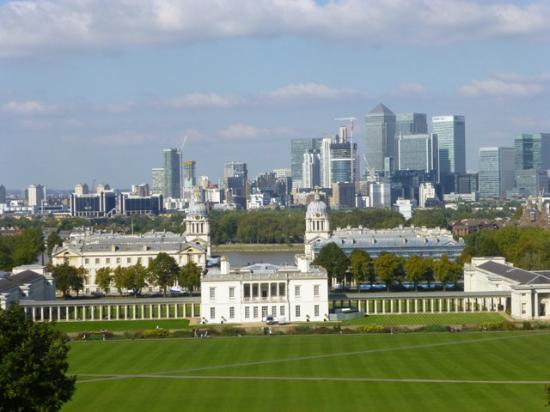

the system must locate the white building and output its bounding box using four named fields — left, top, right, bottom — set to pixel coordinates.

left=0, top=265, right=56, bottom=309
left=200, top=256, right=328, bottom=324
left=27, top=184, right=46, bottom=207
left=394, top=198, right=413, bottom=220
left=369, top=181, right=391, bottom=208
left=464, top=257, right=550, bottom=320
left=419, top=182, right=437, bottom=208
